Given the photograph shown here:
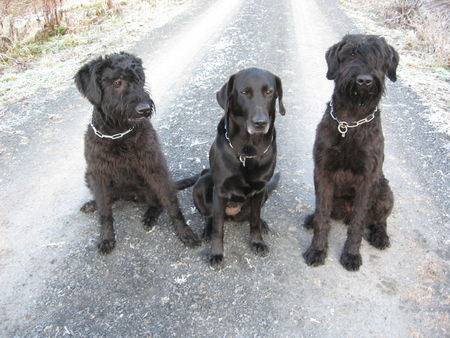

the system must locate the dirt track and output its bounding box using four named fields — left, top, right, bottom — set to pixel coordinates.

left=0, top=0, right=448, bottom=336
